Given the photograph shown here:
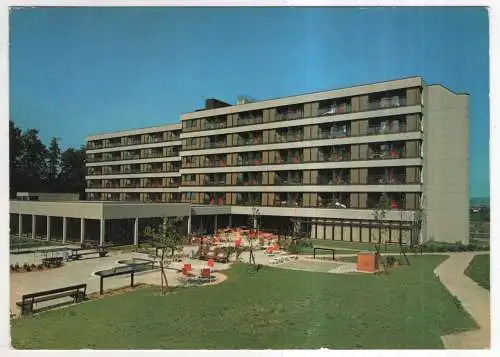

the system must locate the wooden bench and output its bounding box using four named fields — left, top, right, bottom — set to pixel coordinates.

left=313, top=246, right=336, bottom=260
left=16, top=284, right=87, bottom=315
left=68, top=246, right=109, bottom=261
